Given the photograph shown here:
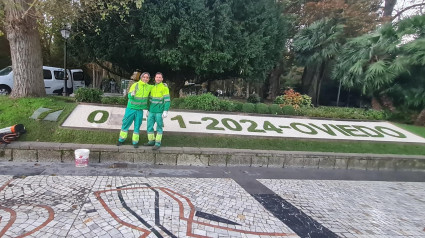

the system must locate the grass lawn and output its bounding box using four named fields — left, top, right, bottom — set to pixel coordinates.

left=1, top=96, right=424, bottom=155
left=393, top=123, right=425, bottom=138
